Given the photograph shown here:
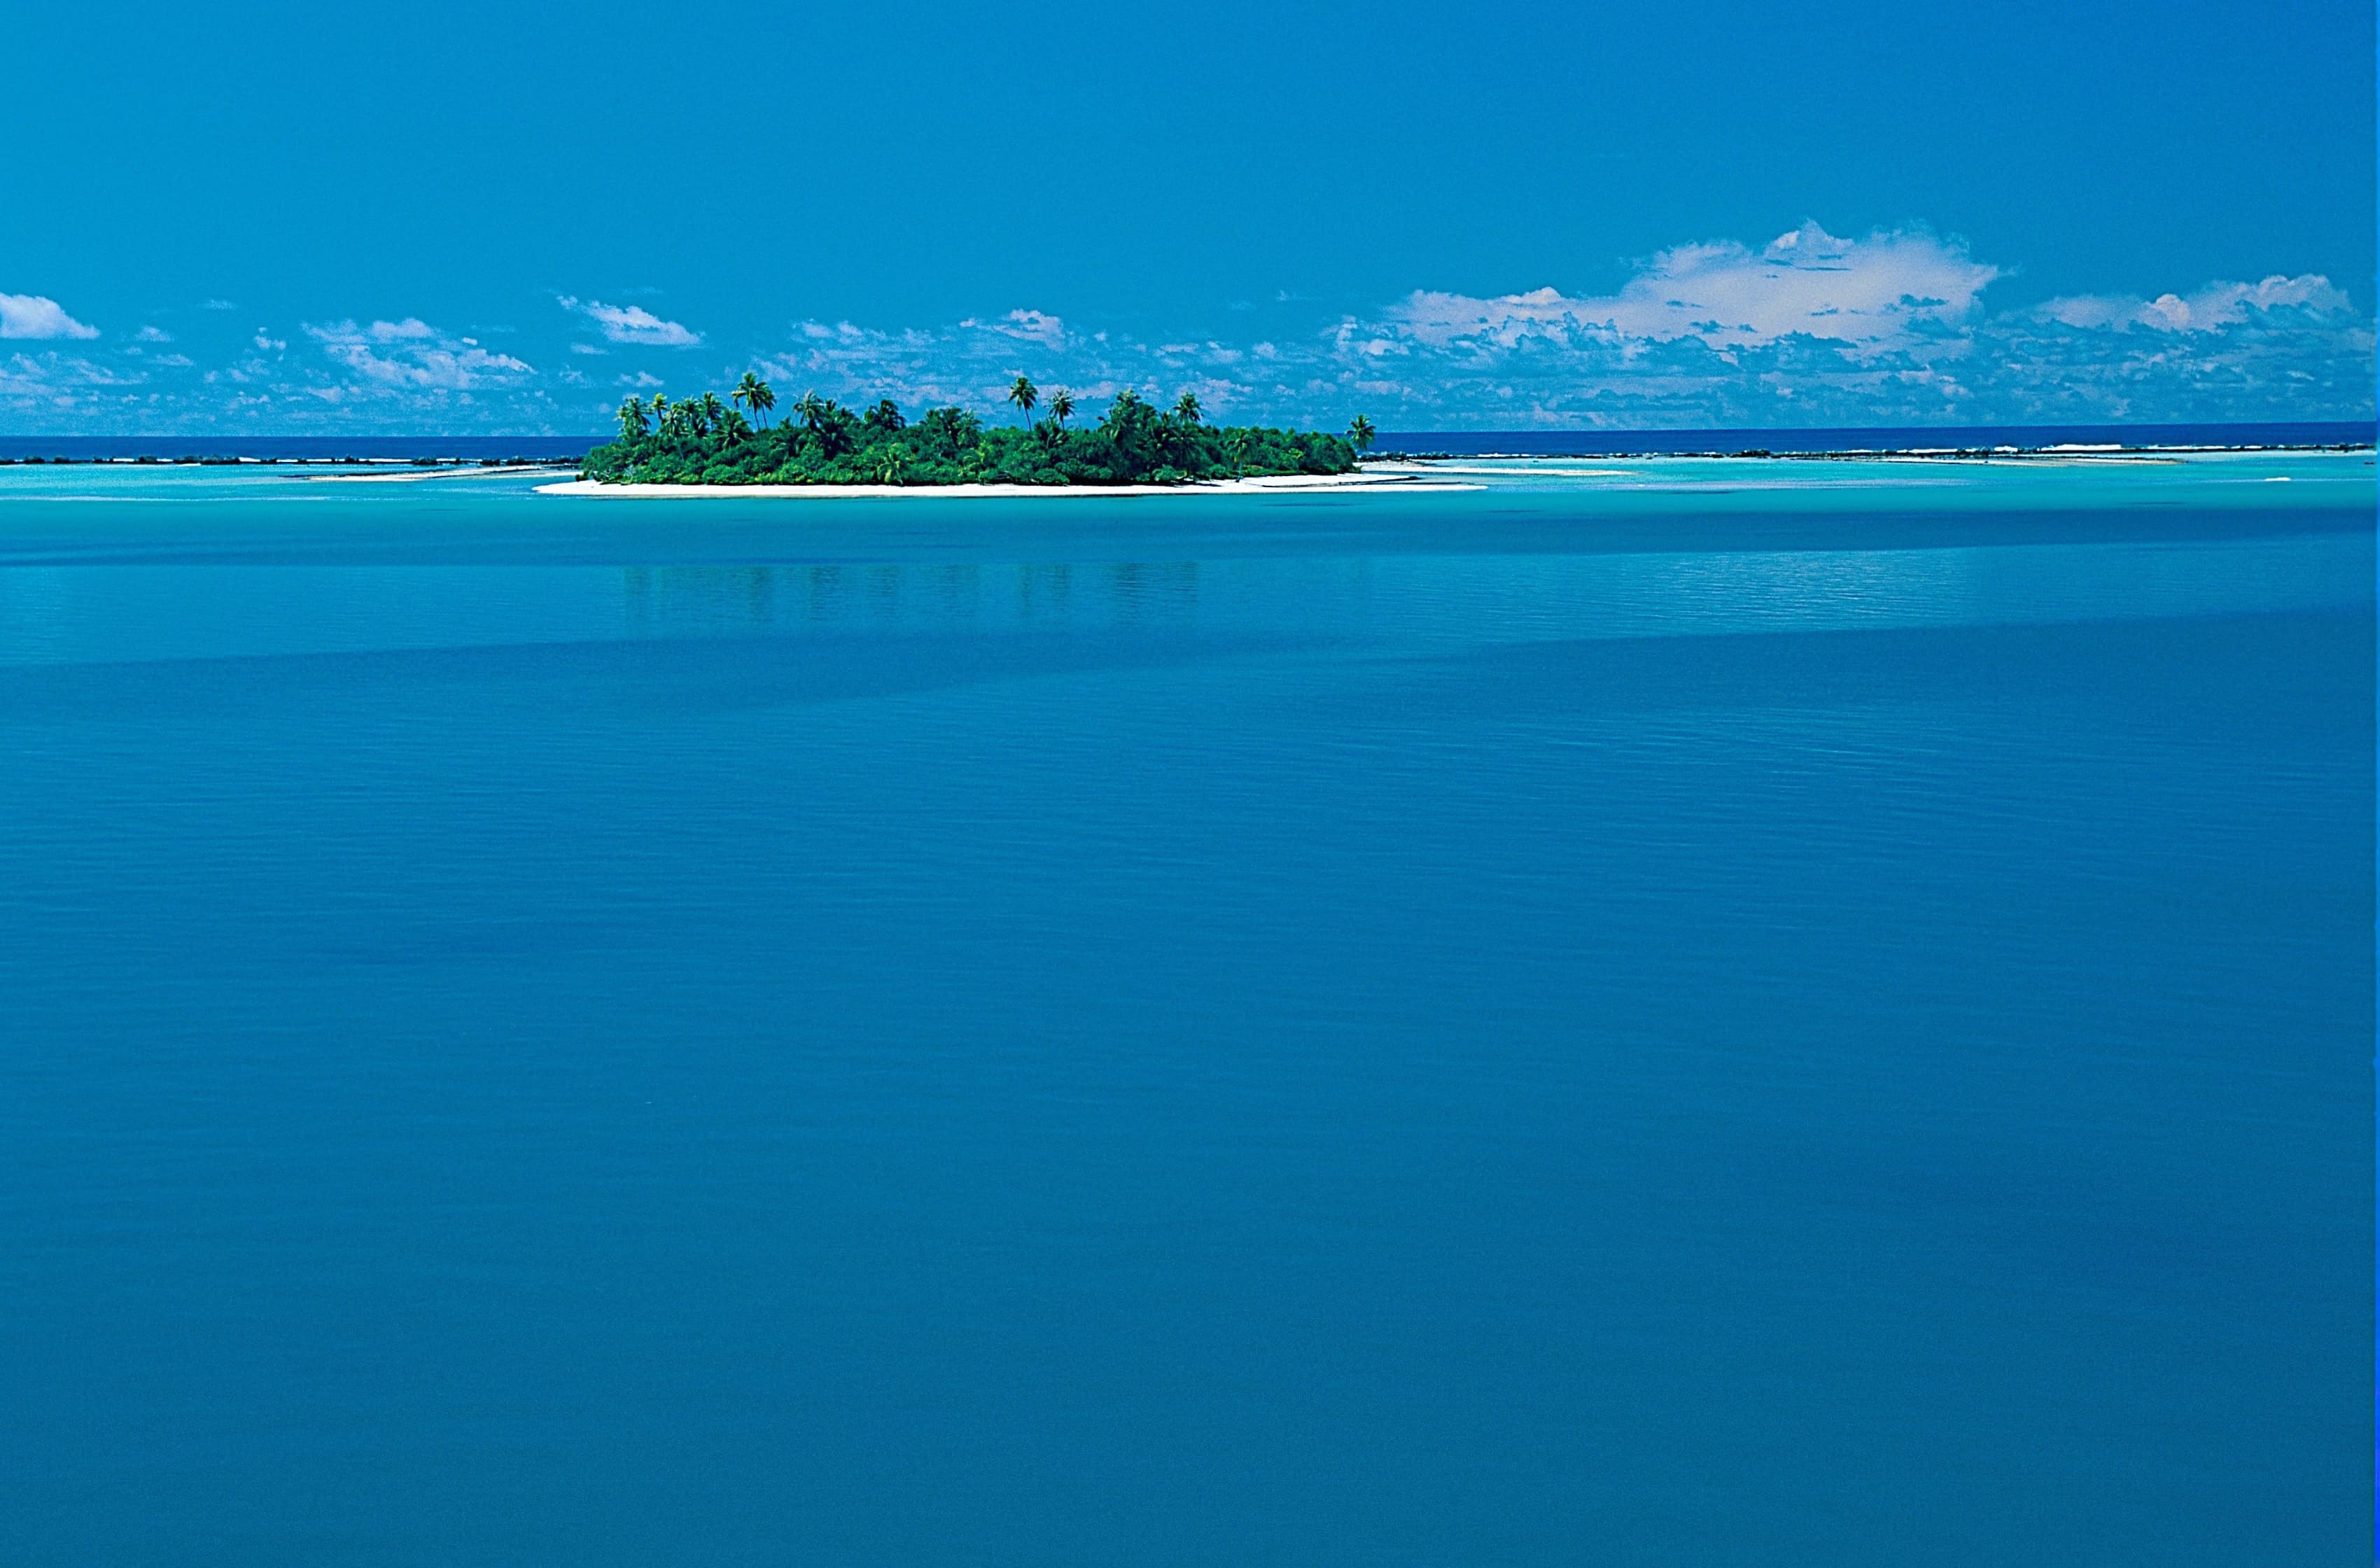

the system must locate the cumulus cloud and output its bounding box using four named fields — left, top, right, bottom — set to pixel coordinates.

left=956, top=308, right=1068, bottom=346
left=738, top=230, right=2369, bottom=430
left=1962, top=274, right=2372, bottom=424
left=0, top=351, right=153, bottom=419
left=1385, top=224, right=1998, bottom=357
left=1266, top=233, right=2370, bottom=426
left=134, top=324, right=173, bottom=343
left=0, top=353, right=108, bottom=393
left=303, top=317, right=534, bottom=391
left=13, top=227, right=2370, bottom=434
left=559, top=296, right=701, bottom=346
left=0, top=293, right=99, bottom=340
left=2031, top=273, right=2353, bottom=333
